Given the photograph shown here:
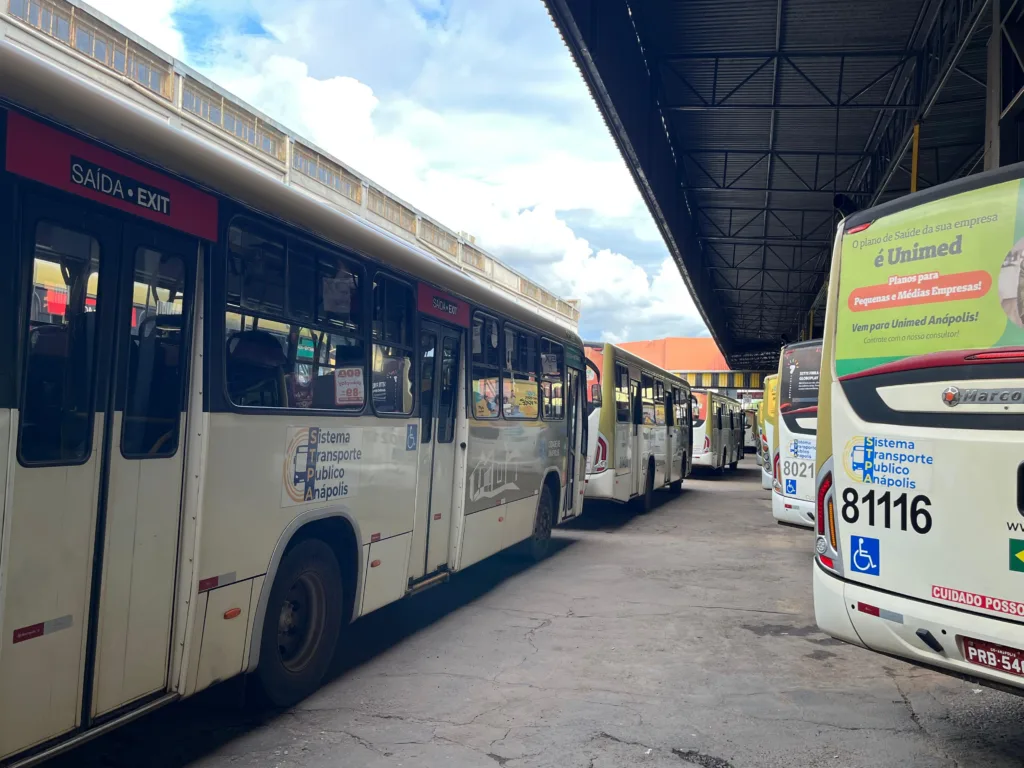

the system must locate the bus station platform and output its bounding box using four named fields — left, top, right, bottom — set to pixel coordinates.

left=49, top=463, right=1024, bottom=768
